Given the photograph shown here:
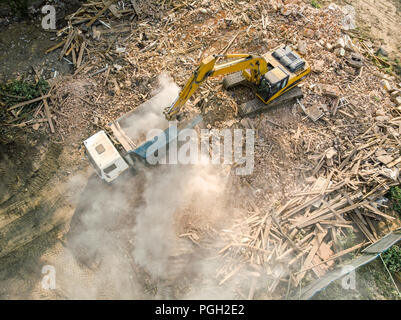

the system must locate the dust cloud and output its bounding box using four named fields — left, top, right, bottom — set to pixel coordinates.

left=45, top=162, right=235, bottom=299
left=120, top=74, right=180, bottom=145
left=32, top=76, right=247, bottom=299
